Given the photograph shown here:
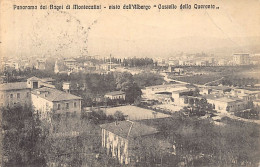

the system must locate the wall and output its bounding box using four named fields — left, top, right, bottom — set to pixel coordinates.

left=102, top=129, right=130, bottom=164
left=105, top=94, right=126, bottom=100
left=52, top=99, right=81, bottom=114
left=0, top=89, right=31, bottom=107
left=31, top=94, right=54, bottom=119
